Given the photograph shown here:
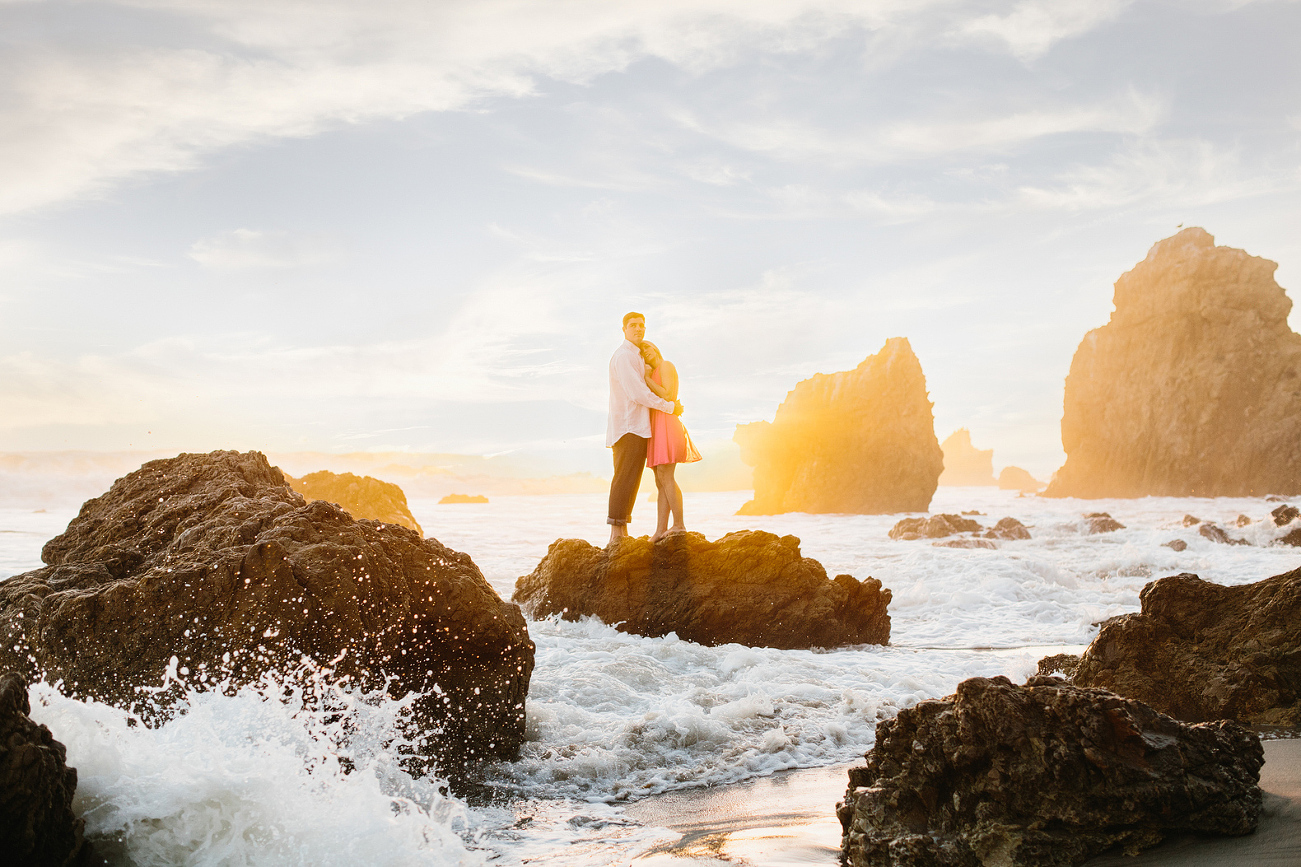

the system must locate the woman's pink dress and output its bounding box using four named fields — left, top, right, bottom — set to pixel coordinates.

left=647, top=366, right=702, bottom=468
